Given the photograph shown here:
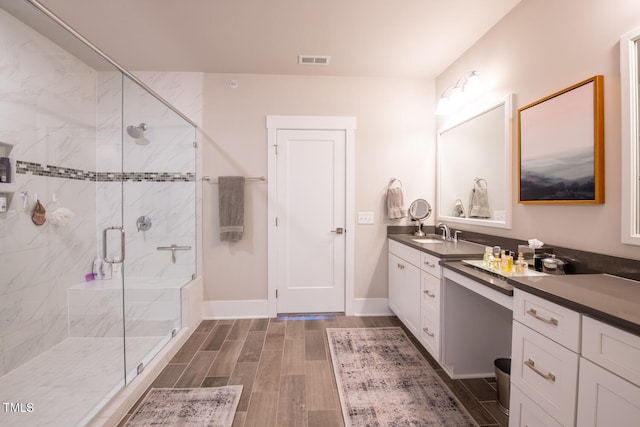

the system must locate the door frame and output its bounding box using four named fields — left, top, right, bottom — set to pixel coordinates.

left=266, top=115, right=356, bottom=317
